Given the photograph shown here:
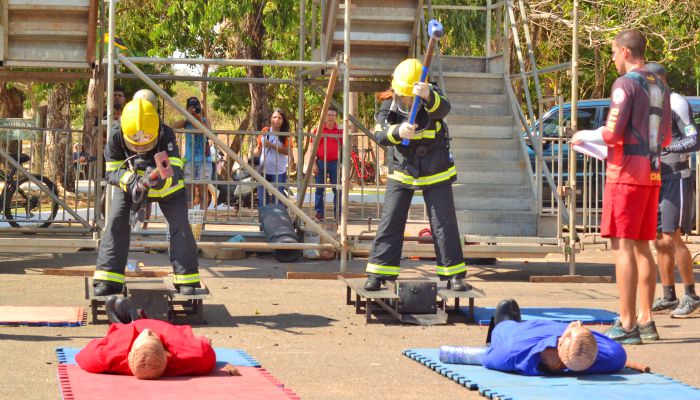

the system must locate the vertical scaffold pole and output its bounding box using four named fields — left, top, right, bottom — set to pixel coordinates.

left=569, top=0, right=579, bottom=274
left=340, top=0, right=351, bottom=272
